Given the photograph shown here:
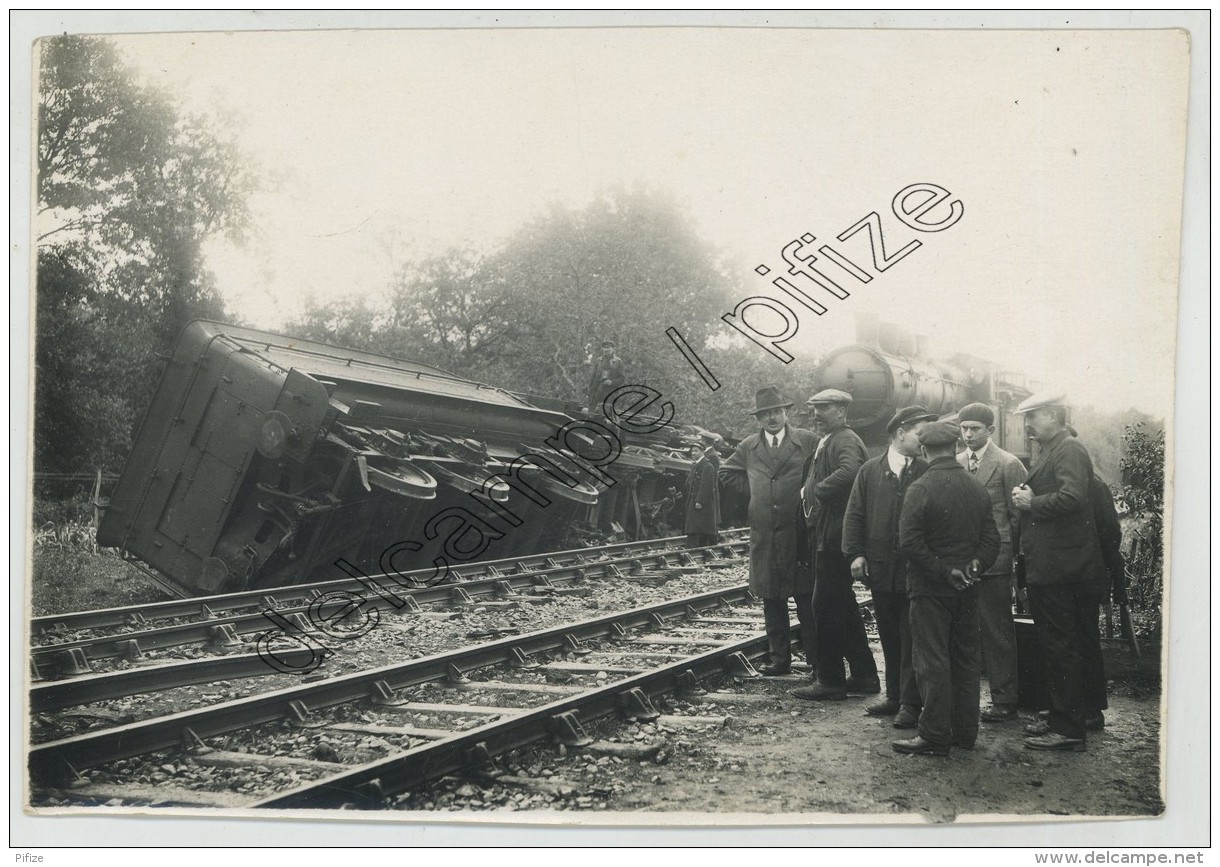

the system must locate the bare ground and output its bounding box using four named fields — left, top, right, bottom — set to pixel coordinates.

left=394, top=650, right=1163, bottom=822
